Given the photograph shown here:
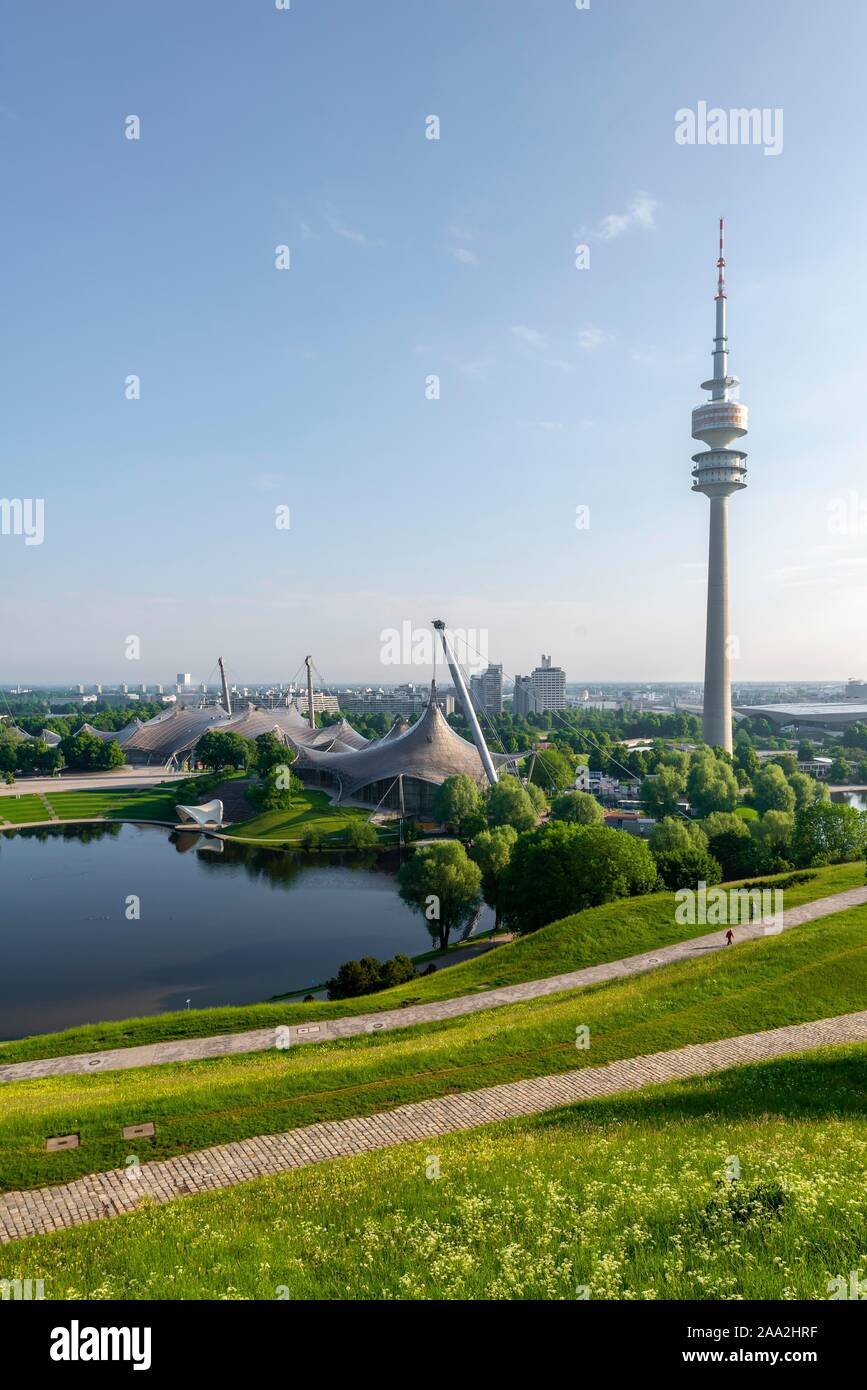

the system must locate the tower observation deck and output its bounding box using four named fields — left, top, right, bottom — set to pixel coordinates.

left=692, top=219, right=748, bottom=754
